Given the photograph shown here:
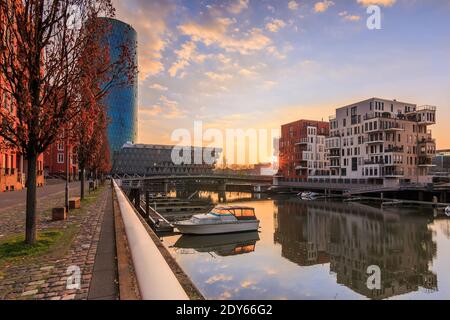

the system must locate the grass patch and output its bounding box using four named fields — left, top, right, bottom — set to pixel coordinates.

left=0, top=230, right=63, bottom=264
left=0, top=185, right=106, bottom=271
left=82, top=186, right=104, bottom=206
